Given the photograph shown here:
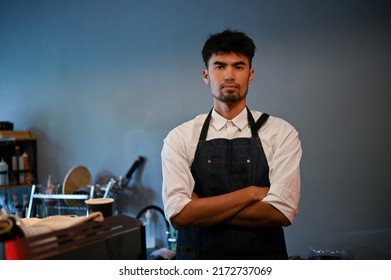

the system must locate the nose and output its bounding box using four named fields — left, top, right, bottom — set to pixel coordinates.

left=224, top=67, right=235, bottom=81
